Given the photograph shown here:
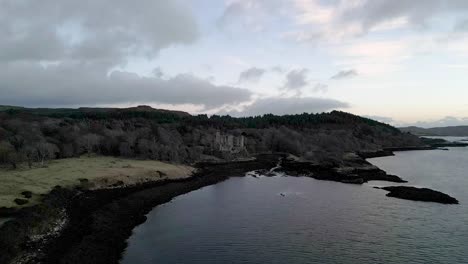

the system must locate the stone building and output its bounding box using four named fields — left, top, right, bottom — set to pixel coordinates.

left=215, top=132, right=245, bottom=153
